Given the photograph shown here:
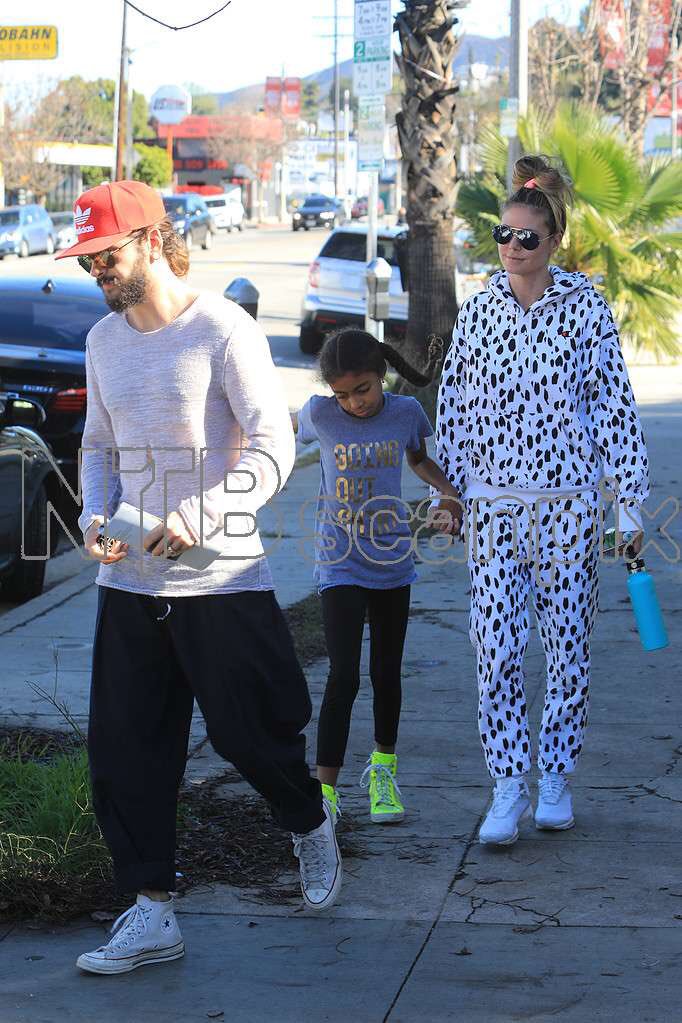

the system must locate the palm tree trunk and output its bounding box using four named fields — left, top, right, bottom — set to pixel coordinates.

left=395, top=0, right=465, bottom=378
